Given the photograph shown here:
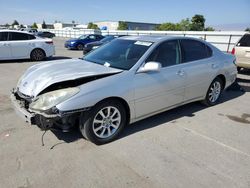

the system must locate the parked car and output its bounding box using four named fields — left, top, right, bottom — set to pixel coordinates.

left=36, top=31, right=56, bottom=38
left=20, top=28, right=38, bottom=34
left=11, top=36, right=237, bottom=144
left=83, top=35, right=126, bottom=54
left=64, top=34, right=104, bottom=50
left=231, top=33, right=250, bottom=71
left=0, top=30, right=55, bottom=61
